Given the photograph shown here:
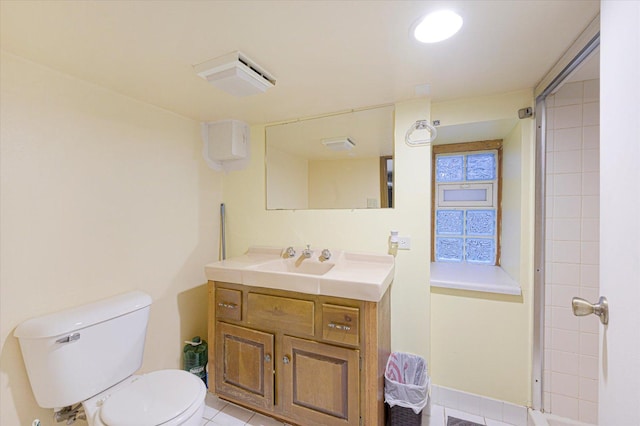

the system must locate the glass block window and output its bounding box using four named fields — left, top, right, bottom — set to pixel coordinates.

left=436, top=210, right=464, bottom=235
left=436, top=155, right=464, bottom=182
left=466, top=153, right=496, bottom=180
left=466, top=210, right=495, bottom=236
left=433, top=146, right=500, bottom=265
left=466, top=238, right=496, bottom=264
left=436, top=237, right=464, bottom=262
